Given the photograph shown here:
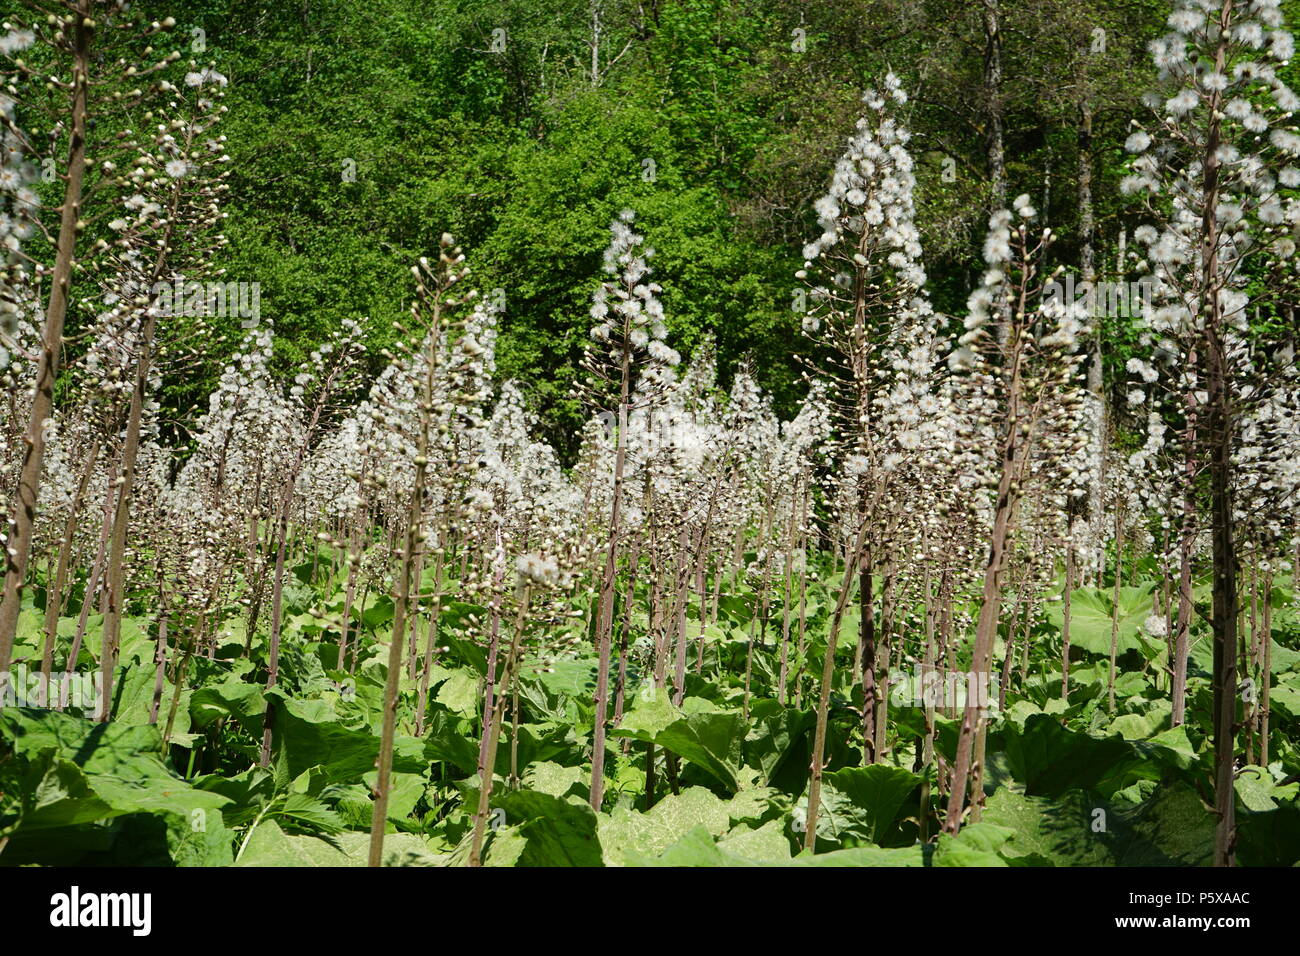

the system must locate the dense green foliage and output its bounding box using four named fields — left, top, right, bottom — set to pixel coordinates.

left=4, top=561, right=1298, bottom=866
left=115, top=0, right=1274, bottom=452
left=3, top=0, right=1300, bottom=872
